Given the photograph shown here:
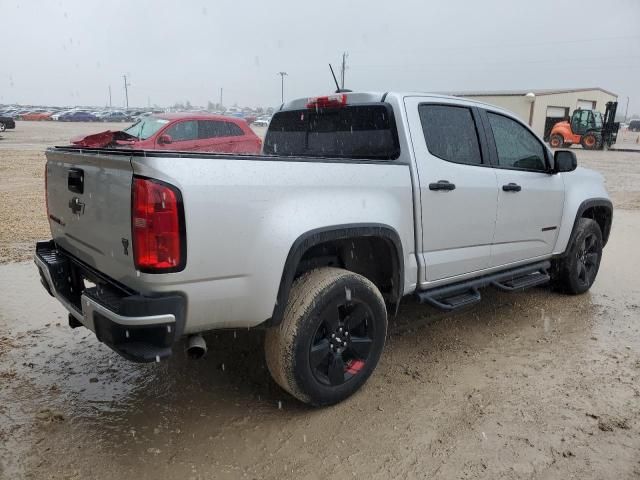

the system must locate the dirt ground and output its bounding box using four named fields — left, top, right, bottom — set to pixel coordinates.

left=1, top=122, right=639, bottom=479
